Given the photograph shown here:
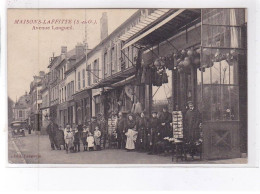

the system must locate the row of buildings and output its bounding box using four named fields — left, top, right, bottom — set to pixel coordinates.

left=13, top=8, right=247, bottom=159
